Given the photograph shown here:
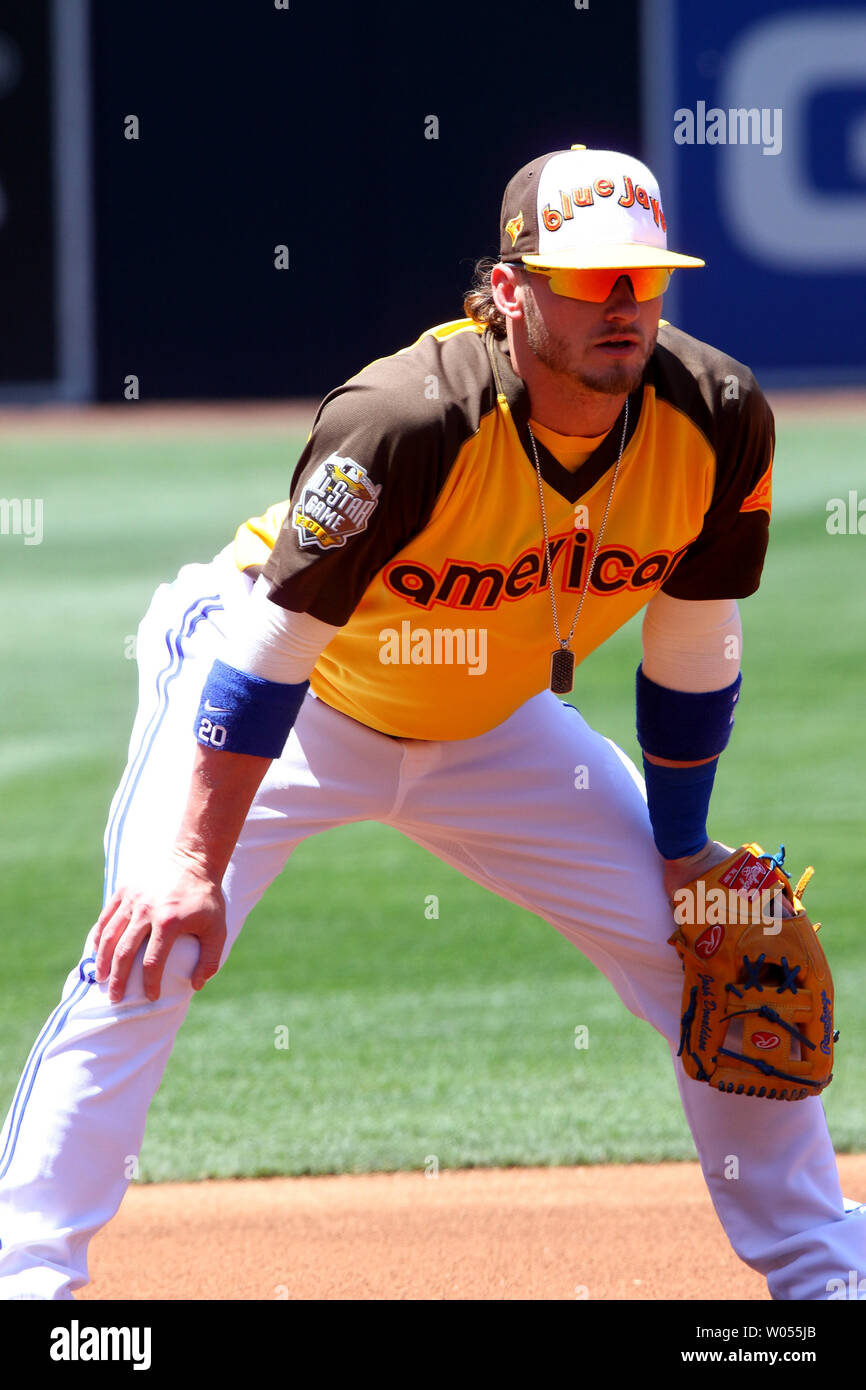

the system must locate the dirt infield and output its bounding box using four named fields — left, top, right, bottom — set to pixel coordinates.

left=75, top=1156, right=866, bottom=1301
